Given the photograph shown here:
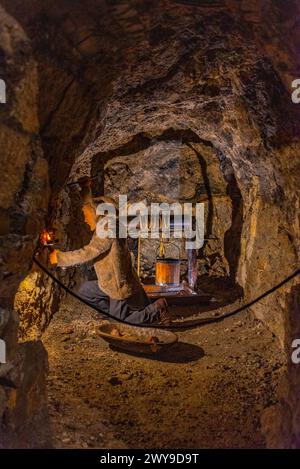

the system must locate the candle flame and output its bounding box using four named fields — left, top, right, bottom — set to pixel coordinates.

left=40, top=228, right=55, bottom=246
